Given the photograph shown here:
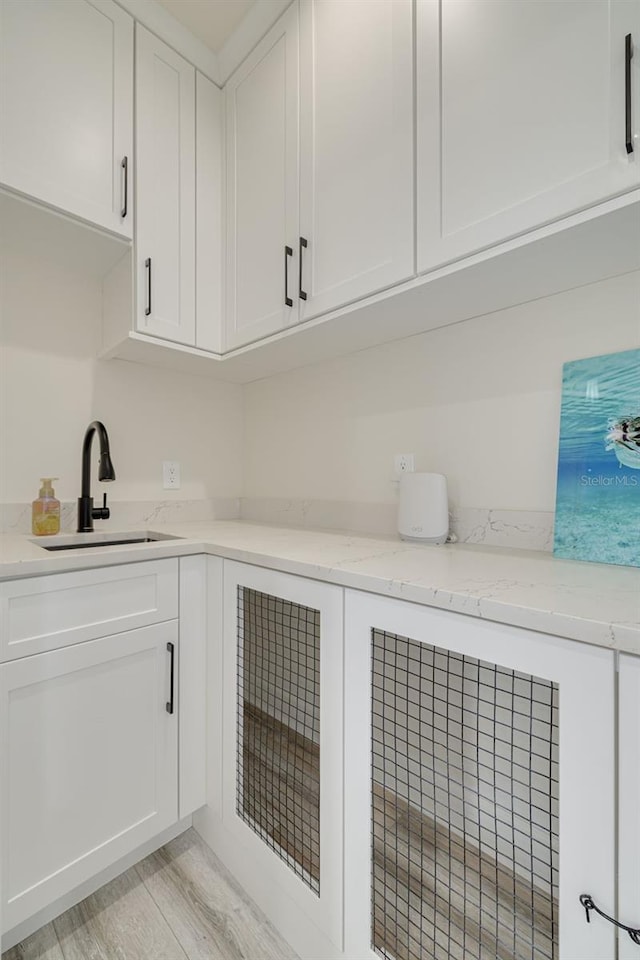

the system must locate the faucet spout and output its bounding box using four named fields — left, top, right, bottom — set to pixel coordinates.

left=78, top=421, right=116, bottom=532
